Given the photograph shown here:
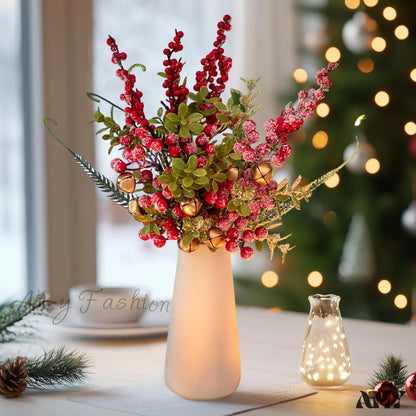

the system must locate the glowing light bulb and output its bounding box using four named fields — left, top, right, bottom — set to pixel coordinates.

left=358, top=58, right=374, bottom=73
left=394, top=294, right=408, bottom=309
left=365, top=158, right=380, bottom=174
left=325, top=173, right=340, bottom=188
left=293, top=68, right=308, bottom=83
left=374, top=91, right=390, bottom=107
left=404, top=122, right=416, bottom=136
left=395, top=25, right=409, bottom=40
left=345, top=0, right=360, bottom=9
left=383, top=6, right=397, bottom=21
left=307, top=271, right=323, bottom=288
left=261, top=270, right=279, bottom=288
left=377, top=279, right=391, bottom=294
left=325, top=47, right=341, bottom=63
left=312, top=131, right=329, bottom=149
left=371, top=37, right=386, bottom=52
left=316, top=103, right=330, bottom=118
